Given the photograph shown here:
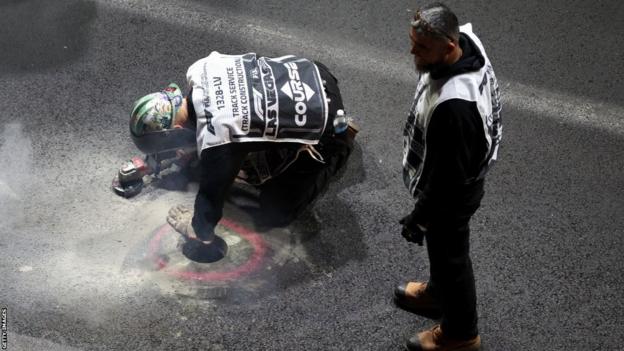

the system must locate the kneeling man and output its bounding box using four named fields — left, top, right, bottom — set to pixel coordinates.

left=128, top=52, right=357, bottom=251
